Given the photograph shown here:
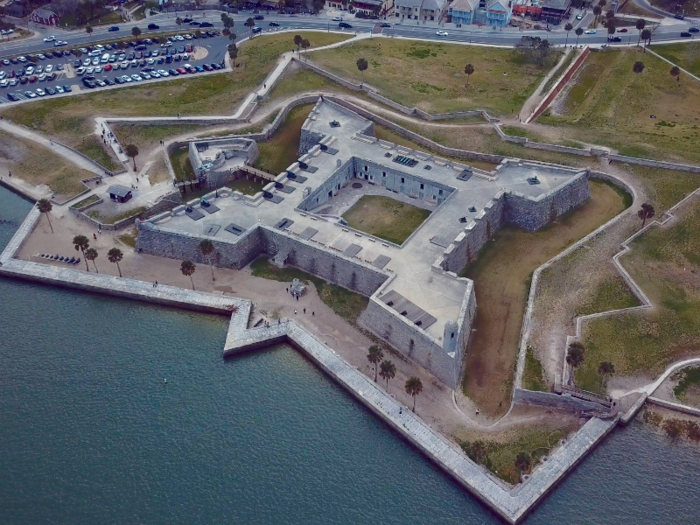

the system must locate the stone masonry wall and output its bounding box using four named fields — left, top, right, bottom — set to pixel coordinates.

left=298, top=158, right=355, bottom=211
left=504, top=172, right=590, bottom=231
